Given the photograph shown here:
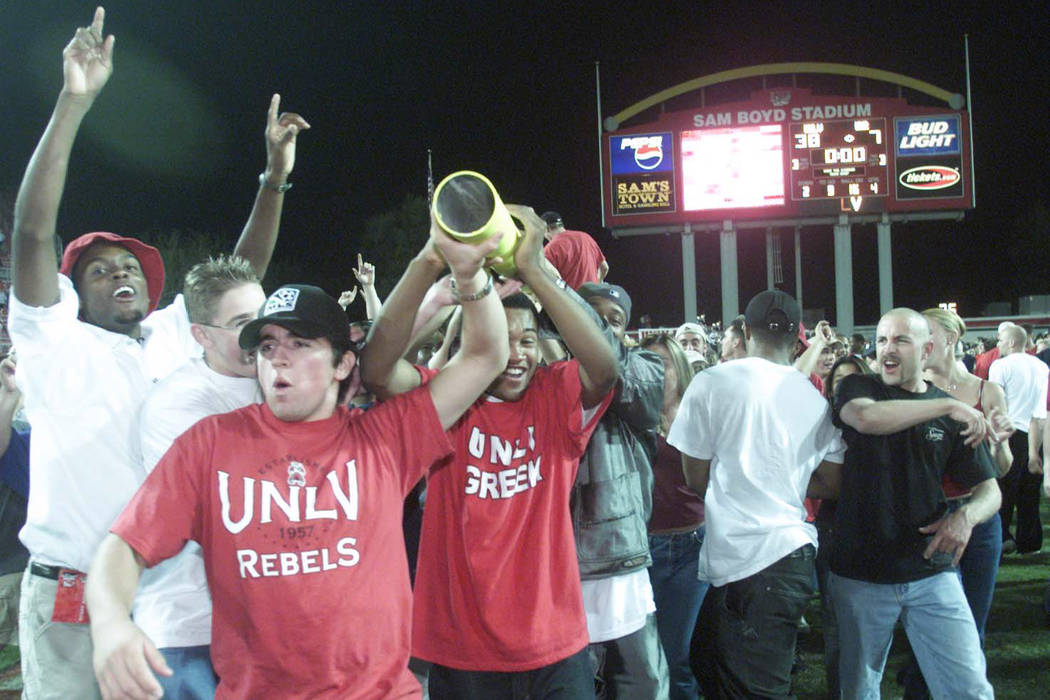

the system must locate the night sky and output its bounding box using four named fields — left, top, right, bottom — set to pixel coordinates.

left=3, top=2, right=1047, bottom=328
